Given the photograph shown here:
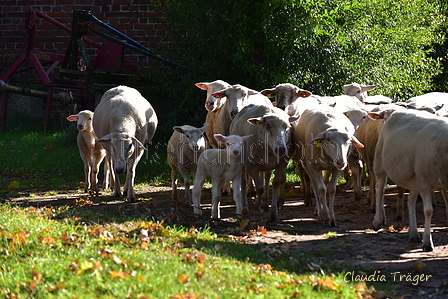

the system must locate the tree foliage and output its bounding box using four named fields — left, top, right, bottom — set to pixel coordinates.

left=146, top=0, right=446, bottom=130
